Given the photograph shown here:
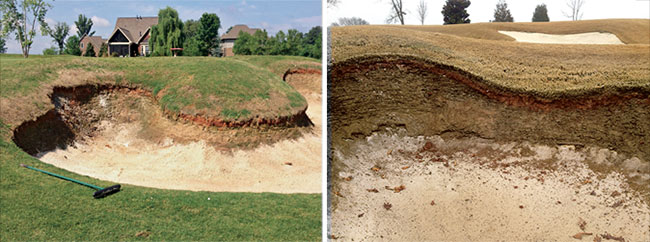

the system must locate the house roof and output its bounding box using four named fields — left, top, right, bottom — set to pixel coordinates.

left=110, top=16, right=158, bottom=43
left=81, top=35, right=105, bottom=48
left=221, top=24, right=260, bottom=40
